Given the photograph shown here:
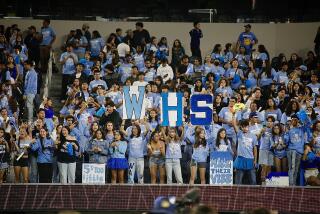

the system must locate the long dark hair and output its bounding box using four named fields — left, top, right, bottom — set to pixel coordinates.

left=212, top=44, right=221, bottom=54
left=271, top=124, right=283, bottom=141
left=93, top=129, right=105, bottom=140
left=216, top=128, right=228, bottom=148
left=224, top=43, right=232, bottom=55
left=130, top=124, right=141, bottom=138
left=258, top=44, right=270, bottom=60
left=259, top=60, right=272, bottom=79
left=194, top=127, right=206, bottom=148
left=60, top=126, right=70, bottom=144
left=285, top=100, right=299, bottom=115
left=92, top=30, right=101, bottom=39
